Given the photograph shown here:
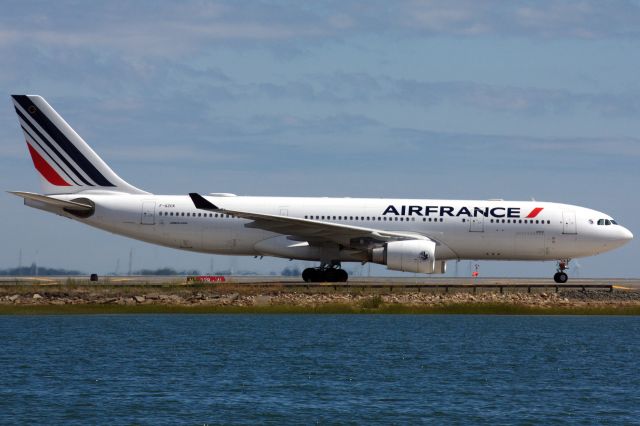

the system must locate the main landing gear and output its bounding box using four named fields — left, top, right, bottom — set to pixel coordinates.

left=553, top=260, right=570, bottom=284
left=302, top=266, right=349, bottom=283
